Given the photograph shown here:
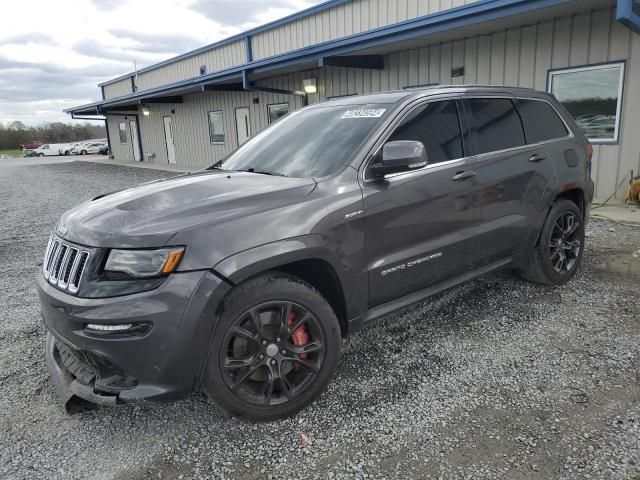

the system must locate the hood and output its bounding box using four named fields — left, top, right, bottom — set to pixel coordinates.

left=58, top=170, right=316, bottom=248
